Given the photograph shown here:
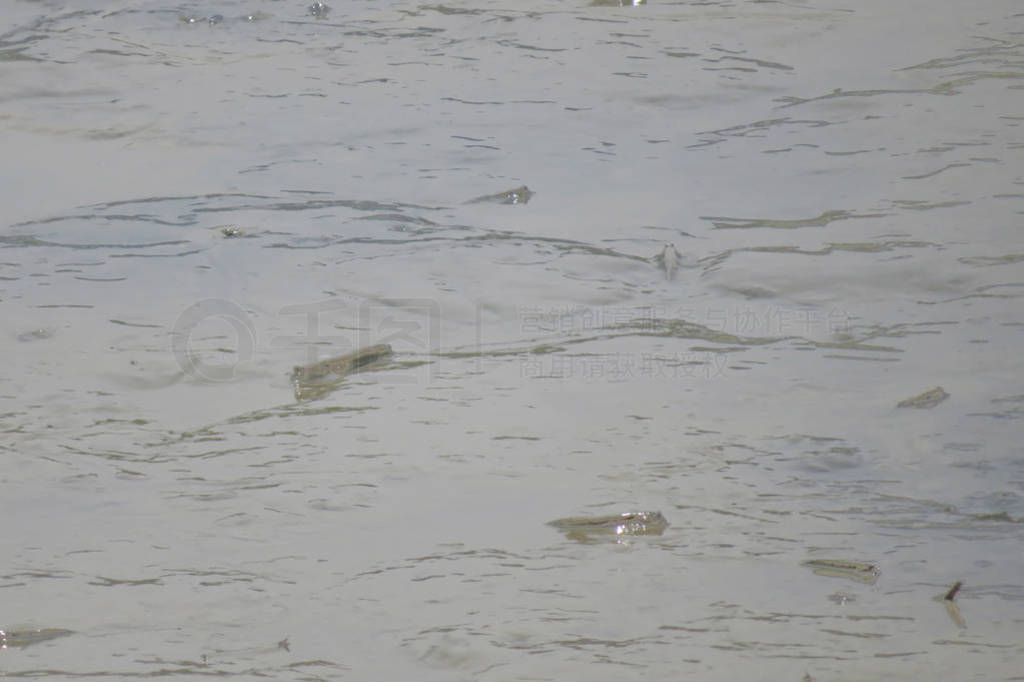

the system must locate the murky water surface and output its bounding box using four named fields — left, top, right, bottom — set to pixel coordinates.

left=2, top=0, right=1023, bottom=679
